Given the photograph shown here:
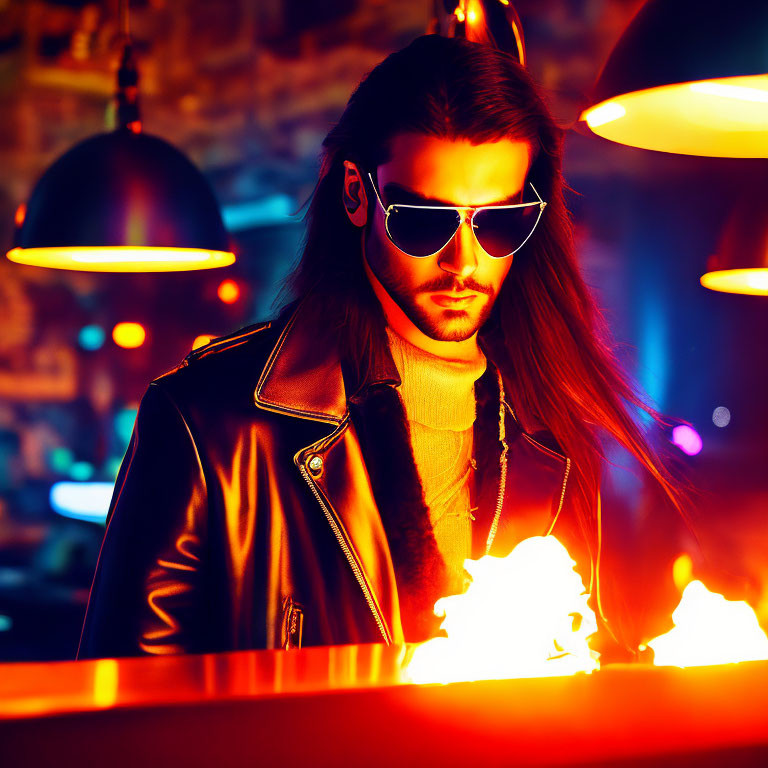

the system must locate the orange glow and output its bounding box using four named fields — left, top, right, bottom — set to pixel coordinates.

left=112, top=322, right=146, bottom=349
left=92, top=659, right=118, bottom=707
left=649, top=581, right=768, bottom=667
left=454, top=7, right=465, bottom=23
left=580, top=75, right=768, bottom=157
left=14, top=203, right=26, bottom=228
left=217, top=278, right=241, bottom=304
left=5, top=246, right=235, bottom=273
left=467, top=8, right=477, bottom=24
left=647, top=554, right=768, bottom=667
left=406, top=536, right=599, bottom=684
left=192, top=334, right=214, bottom=350
left=700, top=268, right=768, bottom=296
